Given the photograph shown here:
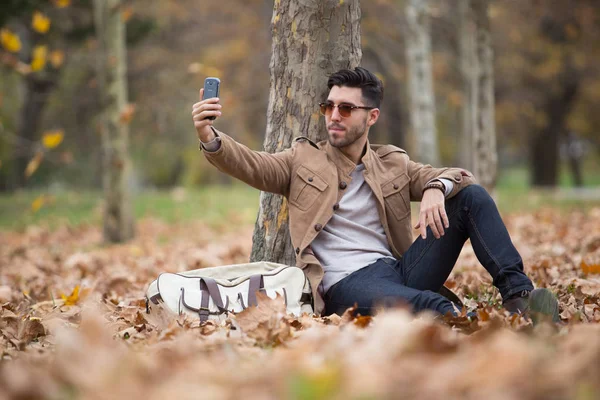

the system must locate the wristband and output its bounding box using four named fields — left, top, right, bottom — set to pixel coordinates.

left=423, top=181, right=445, bottom=195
